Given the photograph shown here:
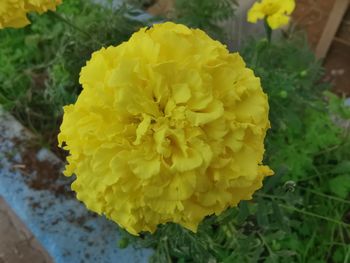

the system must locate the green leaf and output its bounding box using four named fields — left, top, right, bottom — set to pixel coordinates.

left=329, top=174, right=350, bottom=198
left=256, top=198, right=269, bottom=227
left=24, top=34, right=41, bottom=48
left=271, top=201, right=289, bottom=232
left=237, top=201, right=249, bottom=224
left=332, top=161, right=350, bottom=174
left=118, top=237, right=129, bottom=249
